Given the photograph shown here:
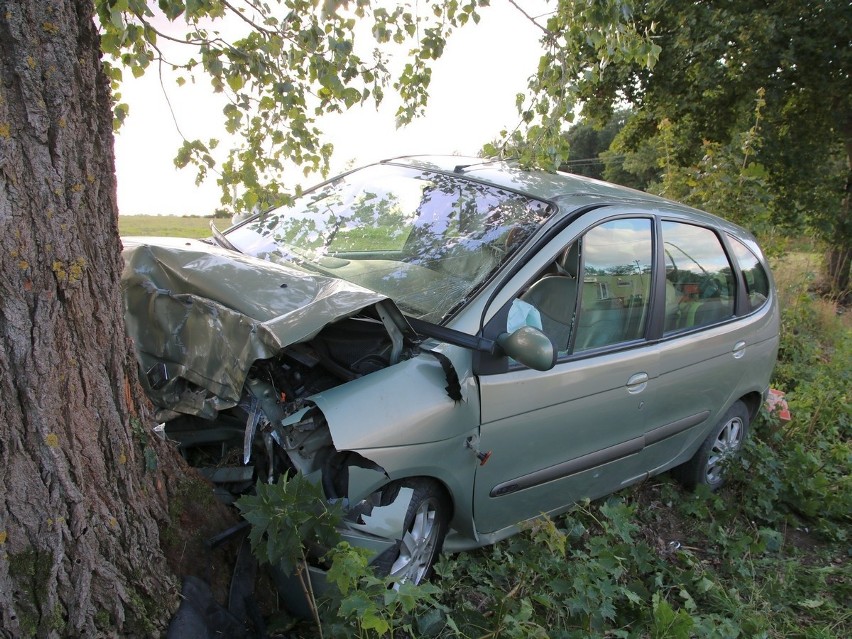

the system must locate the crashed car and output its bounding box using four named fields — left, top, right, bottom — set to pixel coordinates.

left=122, top=156, right=779, bottom=584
